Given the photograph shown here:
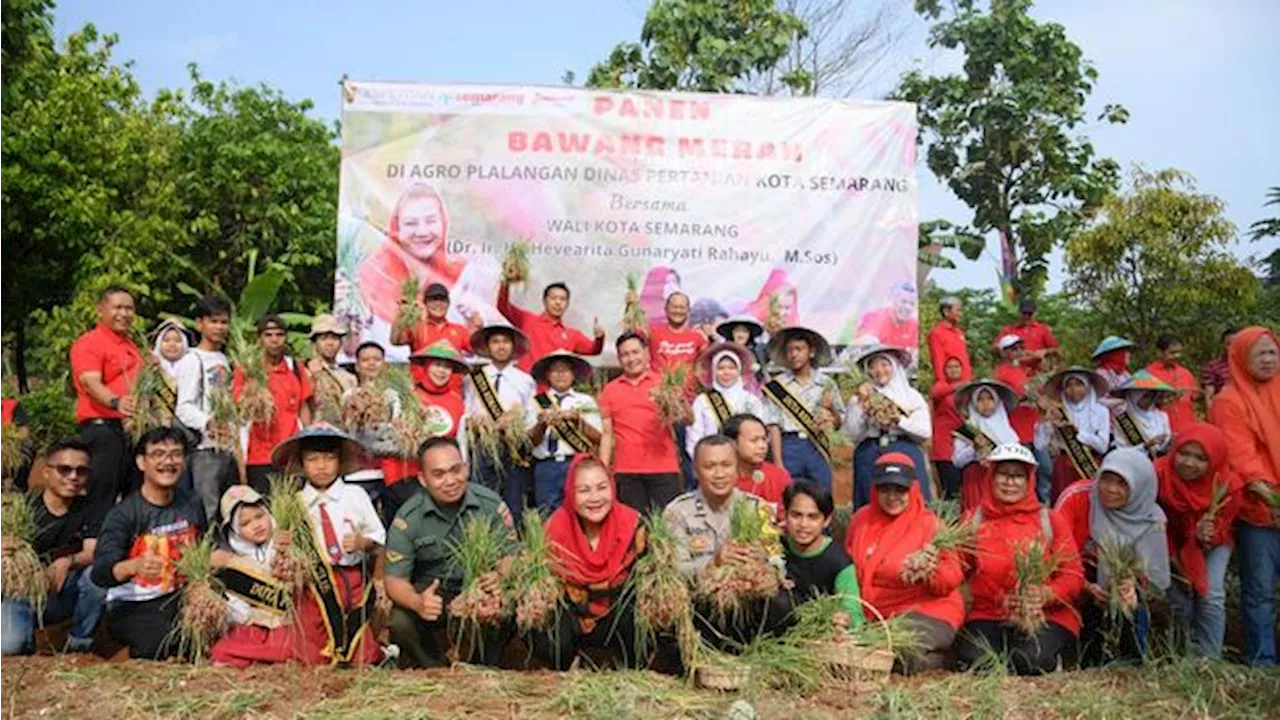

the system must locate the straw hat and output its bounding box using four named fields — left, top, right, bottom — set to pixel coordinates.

left=530, top=349, right=592, bottom=386
left=1109, top=370, right=1177, bottom=398
left=469, top=323, right=531, bottom=359
left=309, top=314, right=349, bottom=339
left=410, top=340, right=472, bottom=374
left=1044, top=366, right=1108, bottom=399
left=694, top=342, right=757, bottom=390
left=1091, top=335, right=1136, bottom=359
left=765, top=326, right=833, bottom=368
left=852, top=344, right=913, bottom=370
left=269, top=423, right=366, bottom=475
left=715, top=314, right=765, bottom=343
left=953, top=378, right=1018, bottom=413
